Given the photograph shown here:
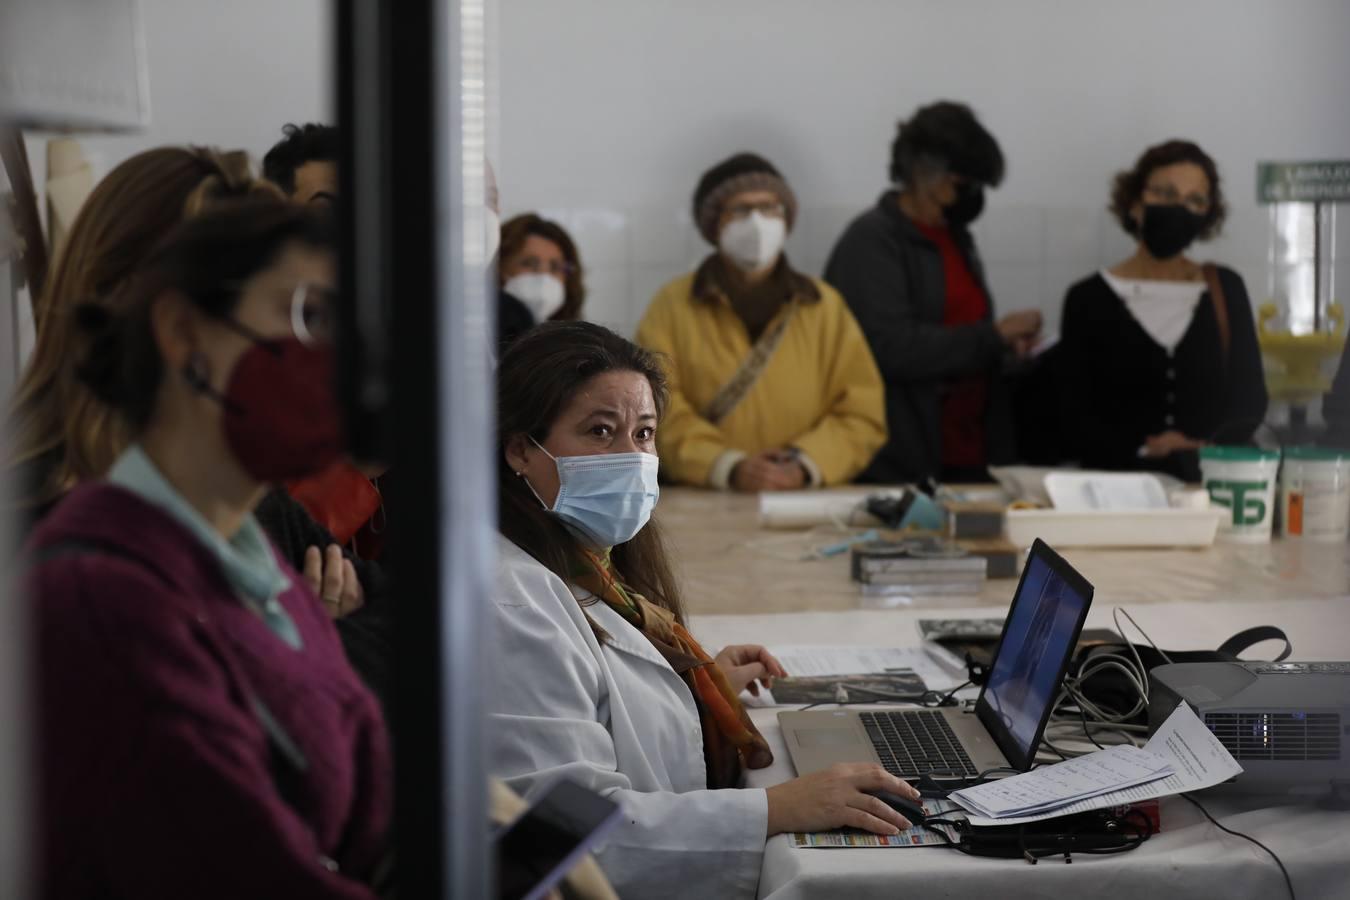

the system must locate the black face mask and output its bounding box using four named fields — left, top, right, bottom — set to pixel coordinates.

left=944, top=181, right=986, bottom=227
left=1138, top=203, right=1205, bottom=259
